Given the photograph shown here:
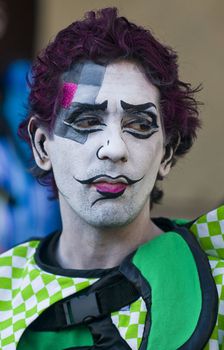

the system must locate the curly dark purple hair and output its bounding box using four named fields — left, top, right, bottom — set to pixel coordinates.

left=18, top=7, right=201, bottom=205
